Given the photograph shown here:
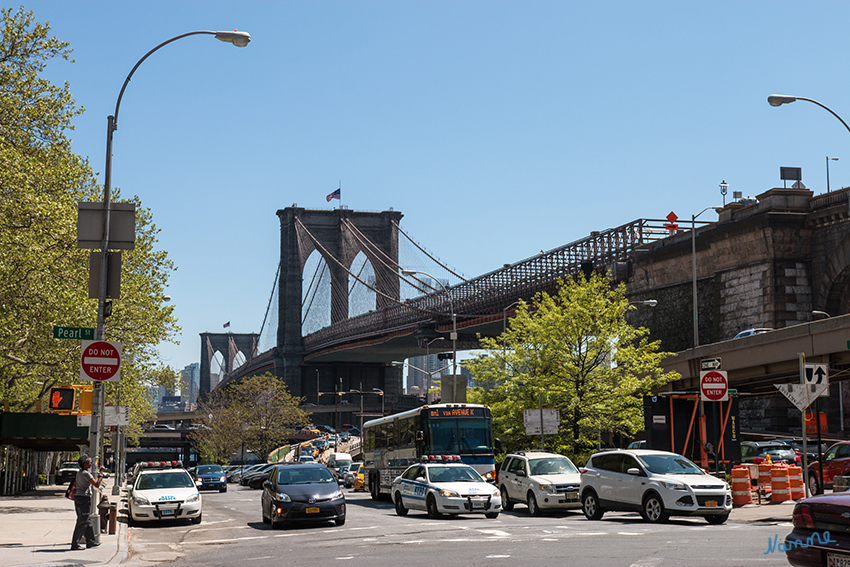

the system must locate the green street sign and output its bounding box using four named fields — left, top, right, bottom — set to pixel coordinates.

left=53, top=326, right=95, bottom=340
